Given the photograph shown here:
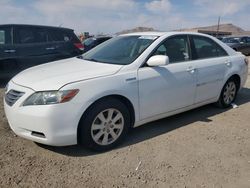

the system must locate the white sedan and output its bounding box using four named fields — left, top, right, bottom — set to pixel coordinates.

left=4, top=32, right=248, bottom=151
